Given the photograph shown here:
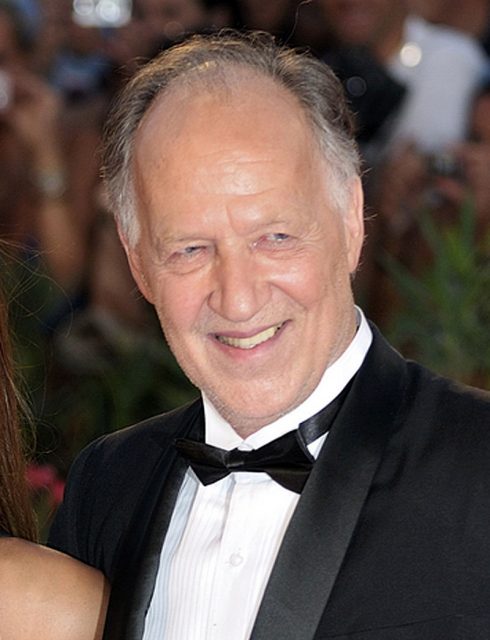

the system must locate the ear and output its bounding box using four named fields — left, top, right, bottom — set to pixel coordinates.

left=117, top=224, right=155, bottom=304
left=343, top=176, right=365, bottom=274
